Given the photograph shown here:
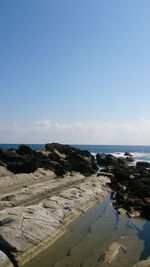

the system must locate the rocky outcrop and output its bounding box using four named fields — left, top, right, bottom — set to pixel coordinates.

left=45, top=143, right=98, bottom=176
left=102, top=161, right=150, bottom=218
left=96, top=153, right=117, bottom=166
left=0, top=168, right=55, bottom=195
left=0, top=172, right=85, bottom=209
left=0, top=149, right=51, bottom=174
left=0, top=175, right=109, bottom=267
left=0, top=144, right=98, bottom=176
left=124, top=152, right=132, bottom=156
left=136, top=161, right=150, bottom=168
left=96, top=153, right=134, bottom=167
